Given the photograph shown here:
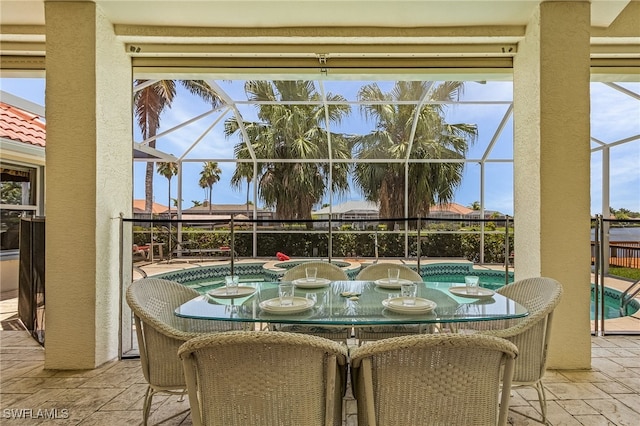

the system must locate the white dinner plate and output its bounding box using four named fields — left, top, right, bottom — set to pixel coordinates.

left=207, top=286, right=256, bottom=299
left=374, top=278, right=414, bottom=289
left=382, top=297, right=437, bottom=314
left=448, top=286, right=495, bottom=299
left=259, top=297, right=315, bottom=314
left=292, top=277, right=331, bottom=288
